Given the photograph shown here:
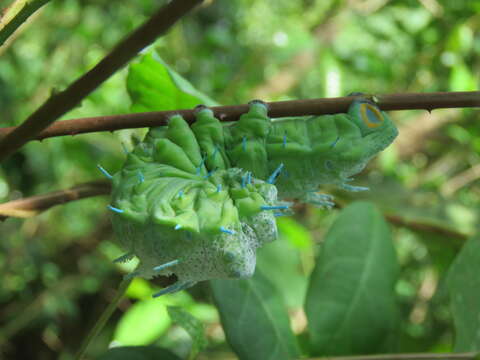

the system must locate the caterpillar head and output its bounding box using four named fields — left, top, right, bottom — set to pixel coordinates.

left=348, top=98, right=398, bottom=153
